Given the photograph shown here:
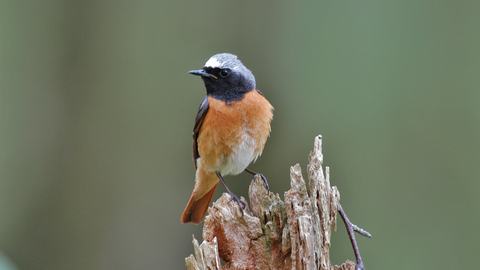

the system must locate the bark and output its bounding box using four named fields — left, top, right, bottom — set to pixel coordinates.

left=185, top=136, right=356, bottom=270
